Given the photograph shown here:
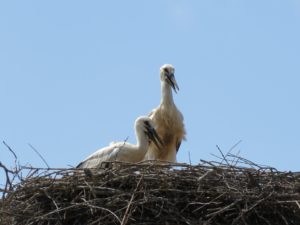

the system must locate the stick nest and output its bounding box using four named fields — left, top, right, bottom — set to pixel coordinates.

left=1, top=156, right=300, bottom=225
